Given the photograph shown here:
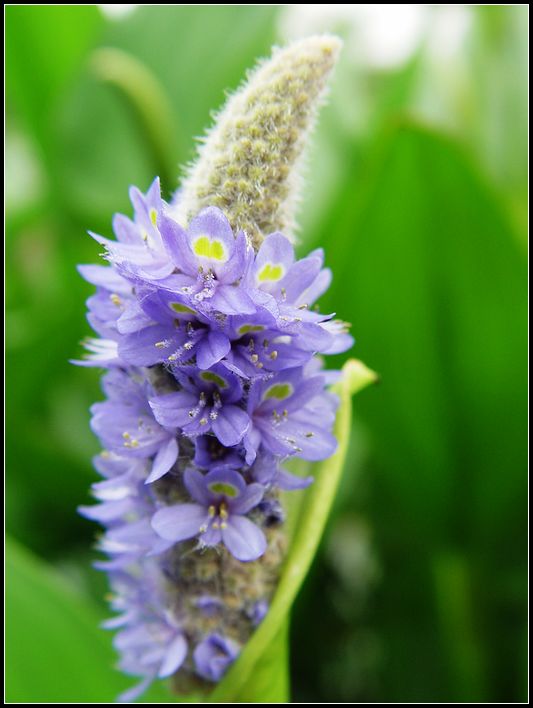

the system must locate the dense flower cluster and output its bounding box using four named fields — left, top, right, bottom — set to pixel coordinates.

left=77, top=179, right=352, bottom=699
